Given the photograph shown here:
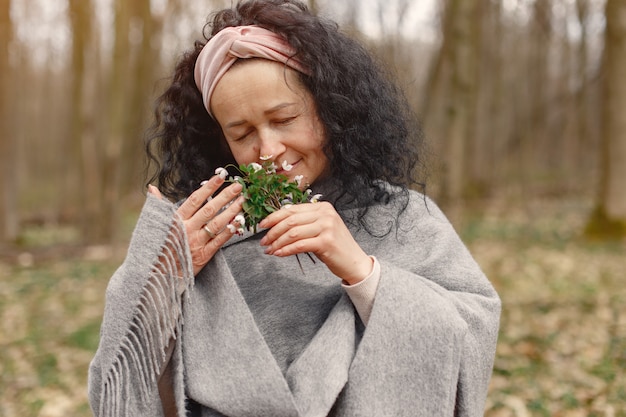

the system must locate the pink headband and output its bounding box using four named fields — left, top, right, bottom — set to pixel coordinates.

left=194, top=25, right=308, bottom=117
